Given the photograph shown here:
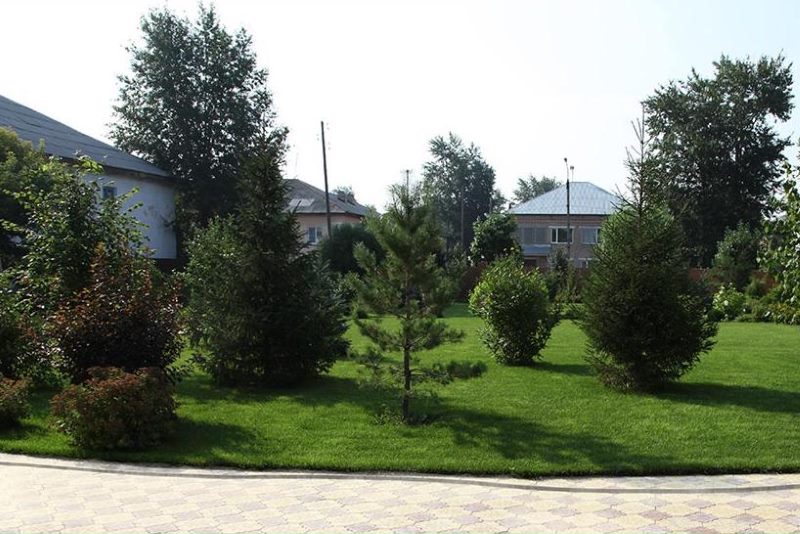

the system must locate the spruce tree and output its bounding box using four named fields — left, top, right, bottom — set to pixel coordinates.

left=580, top=114, right=717, bottom=391
left=351, top=184, right=463, bottom=422
left=184, top=140, right=349, bottom=386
